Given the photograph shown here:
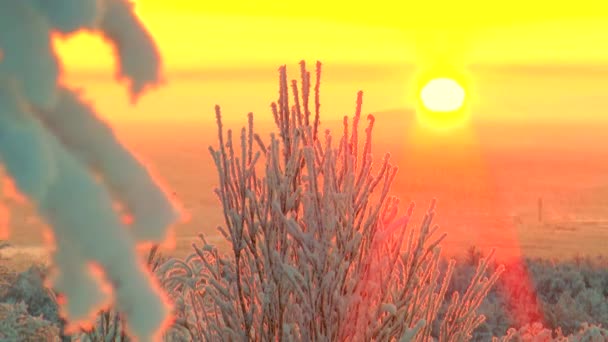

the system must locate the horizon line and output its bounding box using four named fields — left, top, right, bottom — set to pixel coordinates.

left=65, top=62, right=608, bottom=81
